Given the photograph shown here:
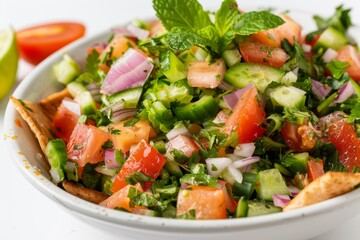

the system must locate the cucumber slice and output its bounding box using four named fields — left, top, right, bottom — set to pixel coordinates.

left=247, top=200, right=282, bottom=217
left=46, top=139, right=68, bottom=184
left=174, top=95, right=219, bottom=123
left=164, top=160, right=183, bottom=178
left=282, top=152, right=309, bottom=174
left=53, top=54, right=82, bottom=85
left=222, top=49, right=241, bottom=67
left=103, top=87, right=142, bottom=108
left=67, top=81, right=87, bottom=98
left=225, top=63, right=285, bottom=93
left=314, top=27, right=348, bottom=50
left=75, top=91, right=97, bottom=115
left=255, top=168, right=289, bottom=201
left=161, top=51, right=187, bottom=82
left=235, top=197, right=248, bottom=218
left=269, top=86, right=306, bottom=108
